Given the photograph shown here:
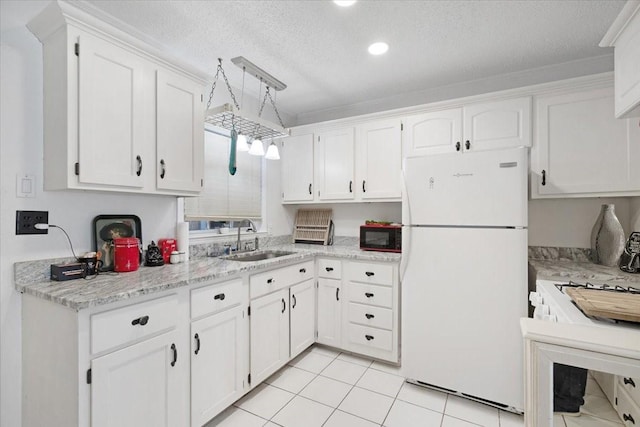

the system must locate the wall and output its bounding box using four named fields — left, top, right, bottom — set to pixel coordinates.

left=0, top=6, right=177, bottom=426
